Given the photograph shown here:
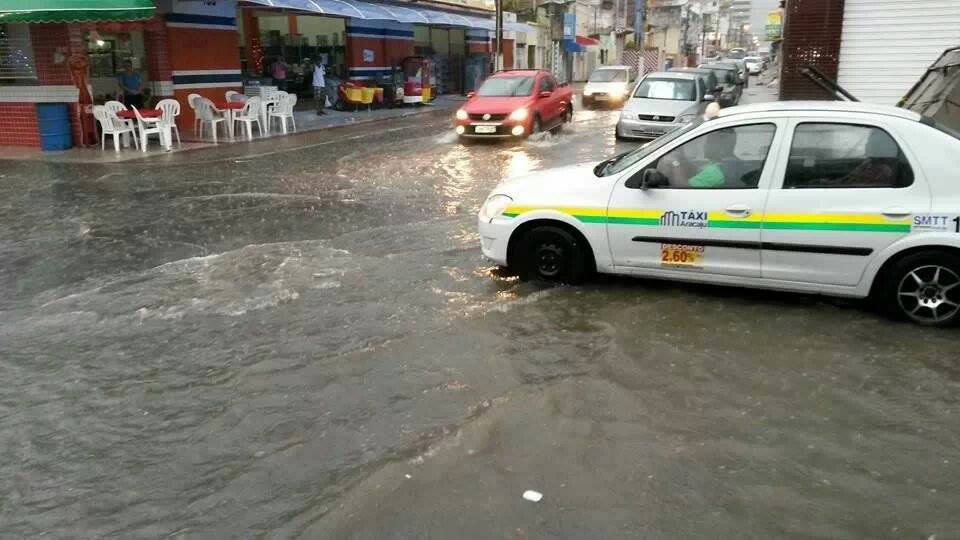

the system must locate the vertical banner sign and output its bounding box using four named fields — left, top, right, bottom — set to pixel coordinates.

left=765, top=10, right=782, bottom=40
left=563, top=13, right=576, bottom=41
